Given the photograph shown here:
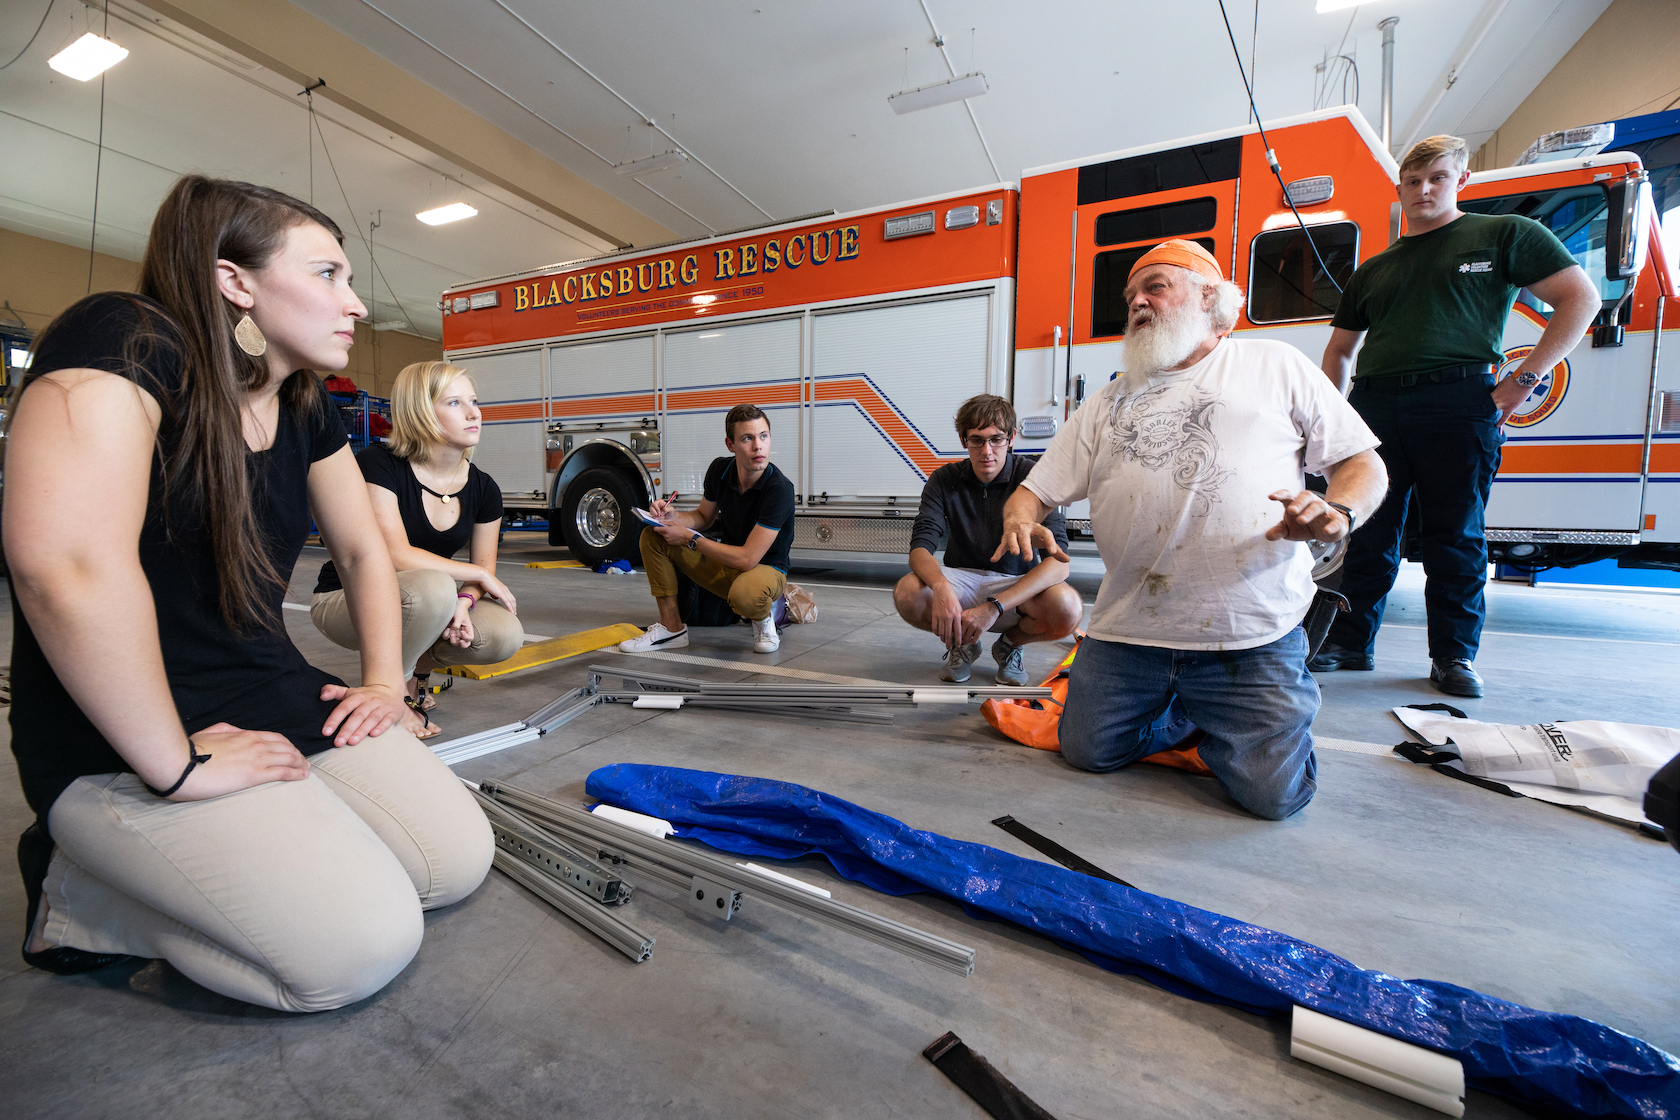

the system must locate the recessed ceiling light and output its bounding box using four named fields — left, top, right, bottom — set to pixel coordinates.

left=417, top=202, right=478, bottom=225
left=614, top=151, right=690, bottom=177
left=48, top=33, right=129, bottom=82
left=888, top=72, right=988, bottom=115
